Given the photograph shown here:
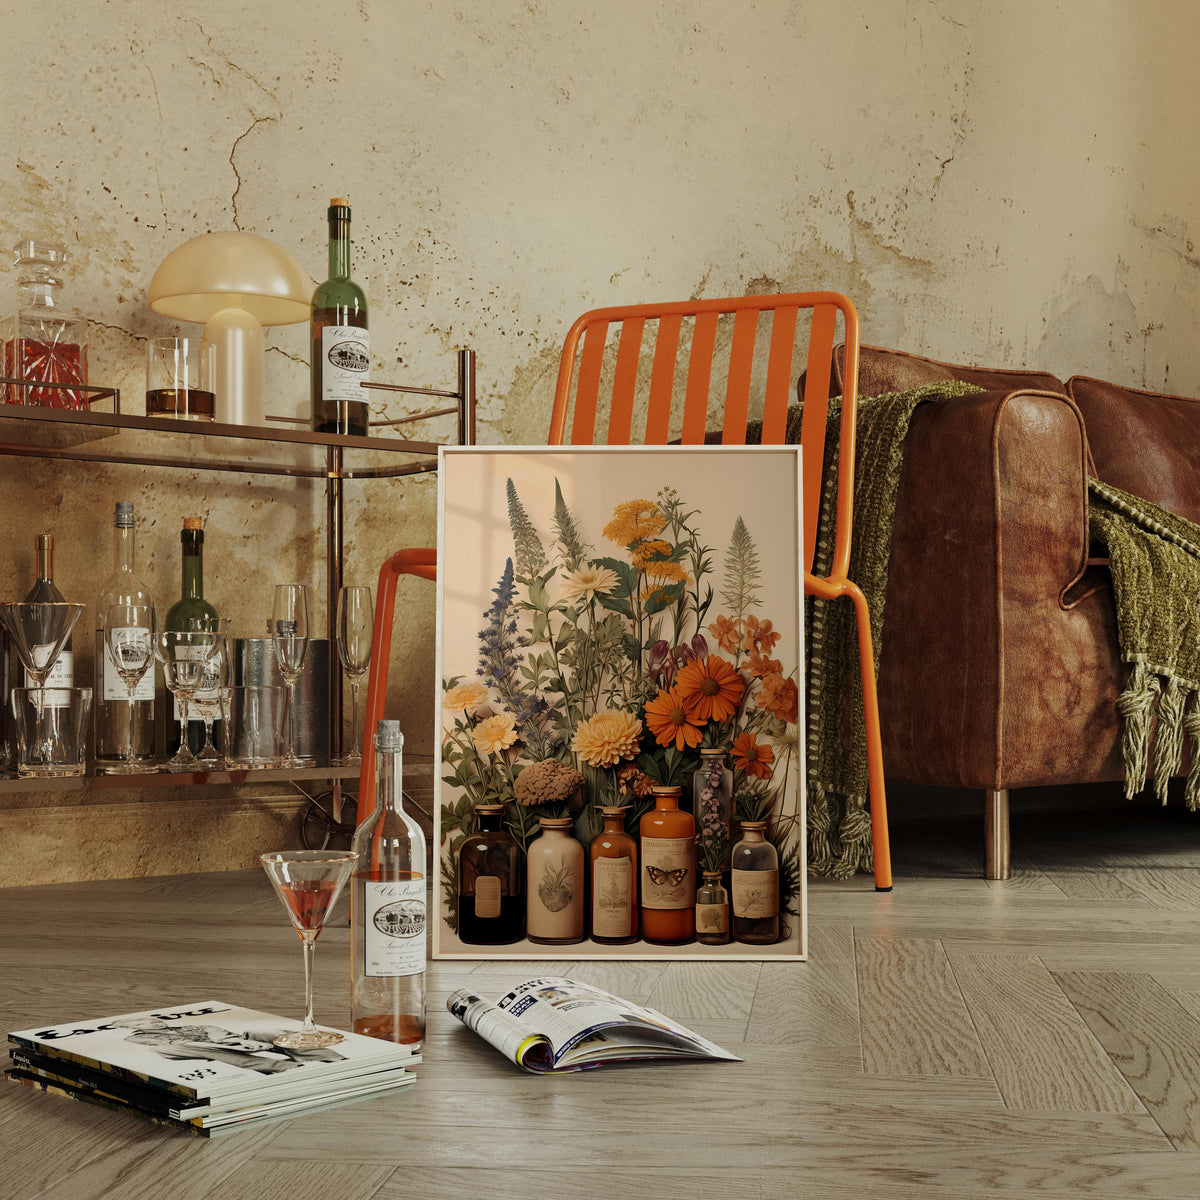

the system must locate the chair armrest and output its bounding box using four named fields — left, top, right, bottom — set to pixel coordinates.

left=877, top=388, right=1091, bottom=788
